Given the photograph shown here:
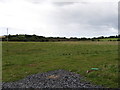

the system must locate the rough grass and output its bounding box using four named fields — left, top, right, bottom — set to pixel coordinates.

left=2, top=41, right=119, bottom=88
